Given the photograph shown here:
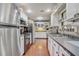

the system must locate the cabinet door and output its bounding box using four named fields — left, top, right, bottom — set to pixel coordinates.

left=50, top=38, right=54, bottom=56
left=59, top=46, right=70, bottom=56
left=48, top=36, right=50, bottom=51
left=51, top=13, right=59, bottom=26
left=48, top=36, right=53, bottom=56
left=59, top=46, right=62, bottom=56
left=48, top=36, right=51, bottom=54
left=63, top=50, right=71, bottom=56
left=51, top=39, right=55, bottom=56
left=53, top=41, right=59, bottom=56
left=35, top=32, right=47, bottom=38
left=66, top=3, right=79, bottom=20
left=49, top=39, right=52, bottom=53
